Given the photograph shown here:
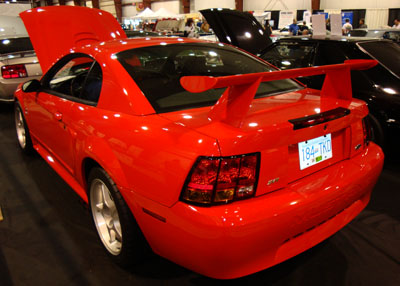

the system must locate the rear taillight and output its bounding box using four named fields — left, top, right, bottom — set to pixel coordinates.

left=181, top=153, right=260, bottom=205
left=362, top=116, right=372, bottom=147
left=1, top=64, right=28, bottom=79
